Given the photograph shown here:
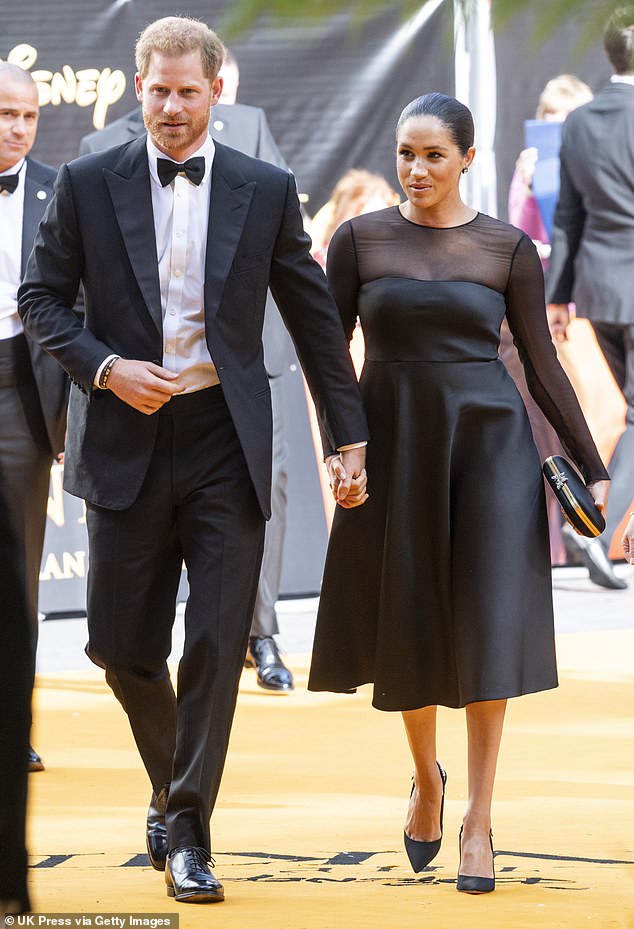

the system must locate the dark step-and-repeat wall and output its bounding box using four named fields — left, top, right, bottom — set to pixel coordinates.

left=2, top=2, right=616, bottom=614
